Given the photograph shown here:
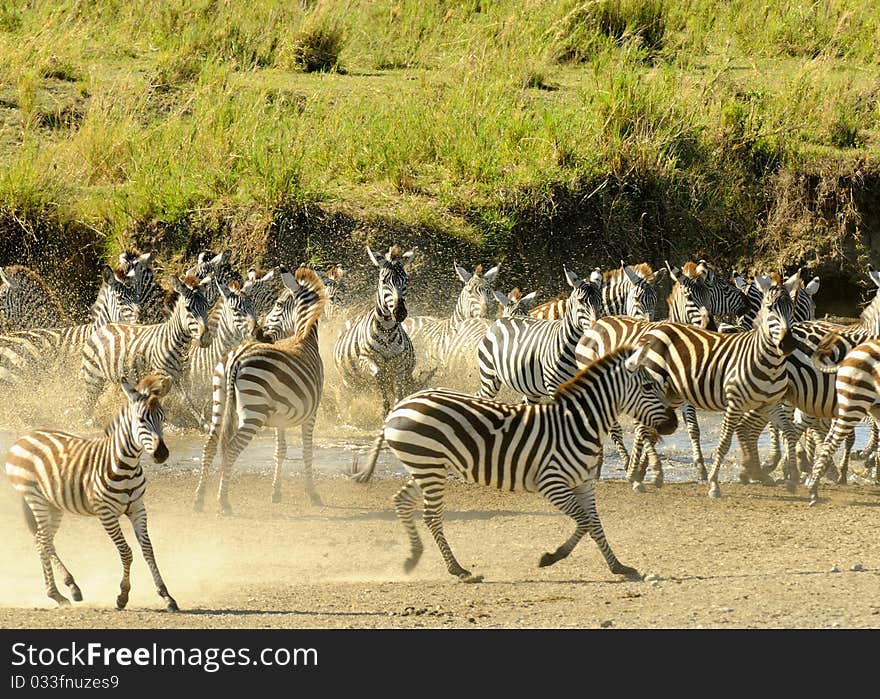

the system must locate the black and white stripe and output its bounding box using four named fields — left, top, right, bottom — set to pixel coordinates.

left=0, top=265, right=70, bottom=332
left=333, top=246, right=417, bottom=416
left=350, top=346, right=677, bottom=581
left=194, top=267, right=326, bottom=513
left=4, top=375, right=177, bottom=610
